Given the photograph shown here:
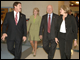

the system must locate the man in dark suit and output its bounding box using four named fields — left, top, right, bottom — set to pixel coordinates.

left=1, top=2, right=27, bottom=59
left=39, top=5, right=59, bottom=59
